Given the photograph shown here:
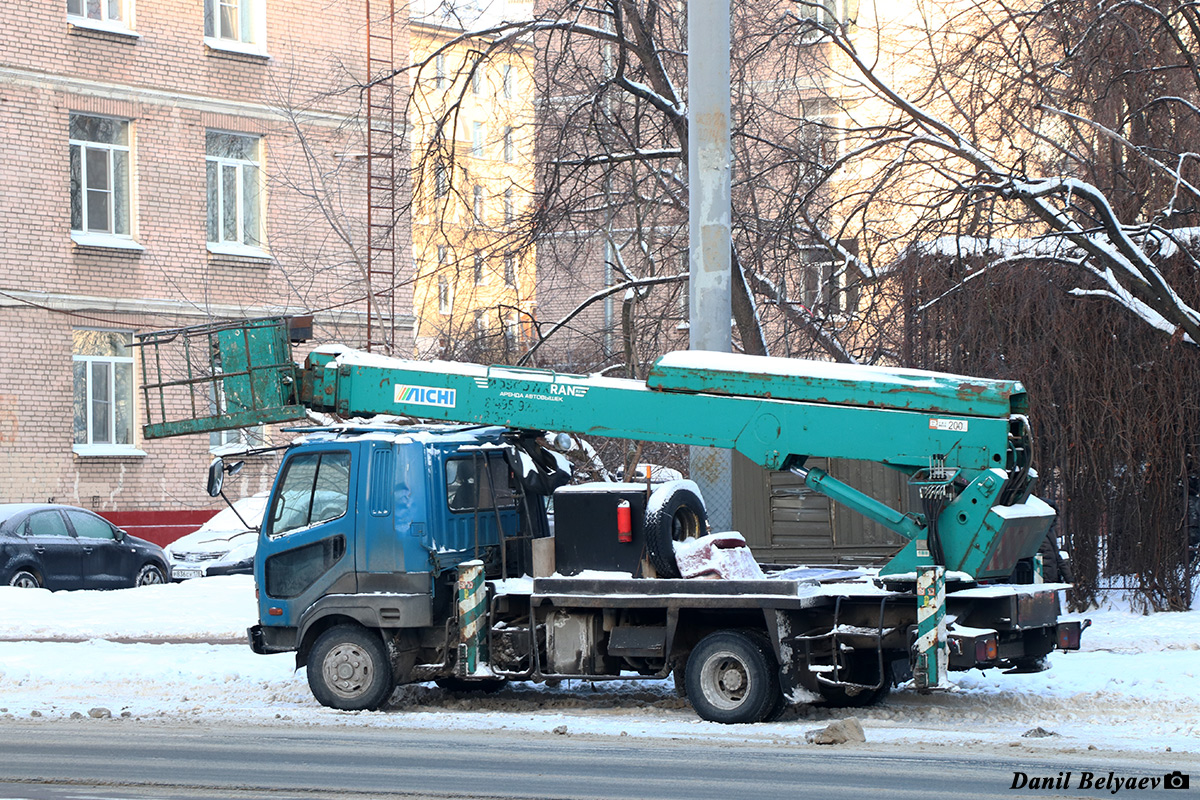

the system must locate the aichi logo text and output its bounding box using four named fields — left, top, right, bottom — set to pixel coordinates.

left=395, top=385, right=457, bottom=408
